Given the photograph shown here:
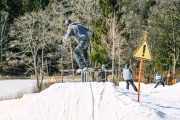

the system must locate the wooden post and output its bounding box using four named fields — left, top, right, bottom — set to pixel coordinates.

left=61, top=71, right=64, bottom=83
